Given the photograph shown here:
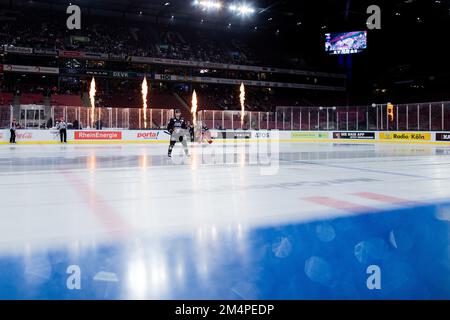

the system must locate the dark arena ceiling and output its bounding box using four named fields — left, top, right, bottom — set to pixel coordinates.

left=3, top=0, right=450, bottom=33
